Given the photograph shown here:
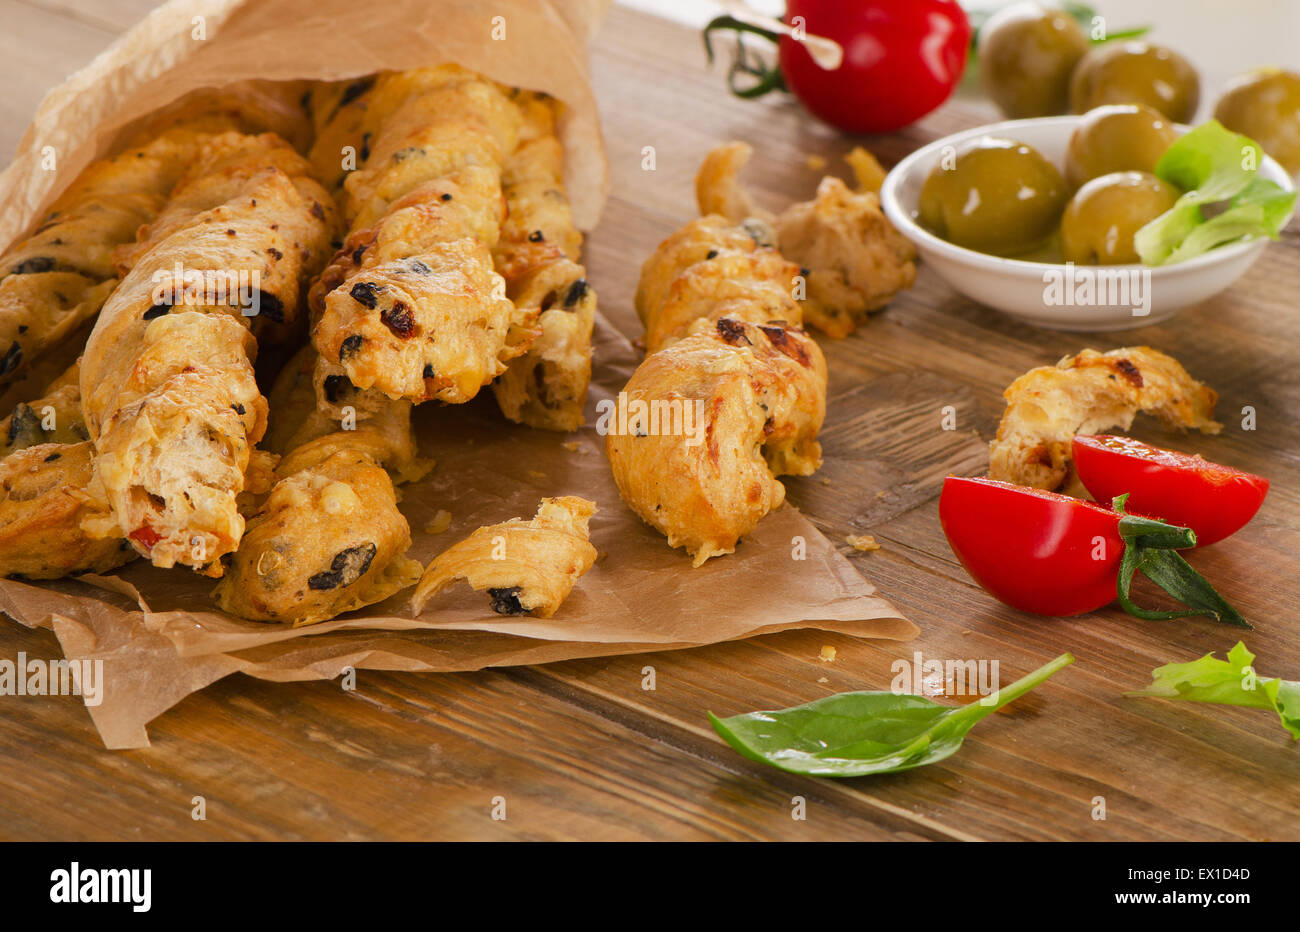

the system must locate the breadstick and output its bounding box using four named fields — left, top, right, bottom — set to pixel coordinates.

left=0, top=86, right=318, bottom=390
left=606, top=317, right=825, bottom=565
left=80, top=132, right=338, bottom=576
left=490, top=91, right=596, bottom=431
left=213, top=442, right=421, bottom=626
left=0, top=357, right=130, bottom=580
left=0, top=441, right=133, bottom=579
left=214, top=347, right=424, bottom=625
left=307, top=67, right=534, bottom=416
